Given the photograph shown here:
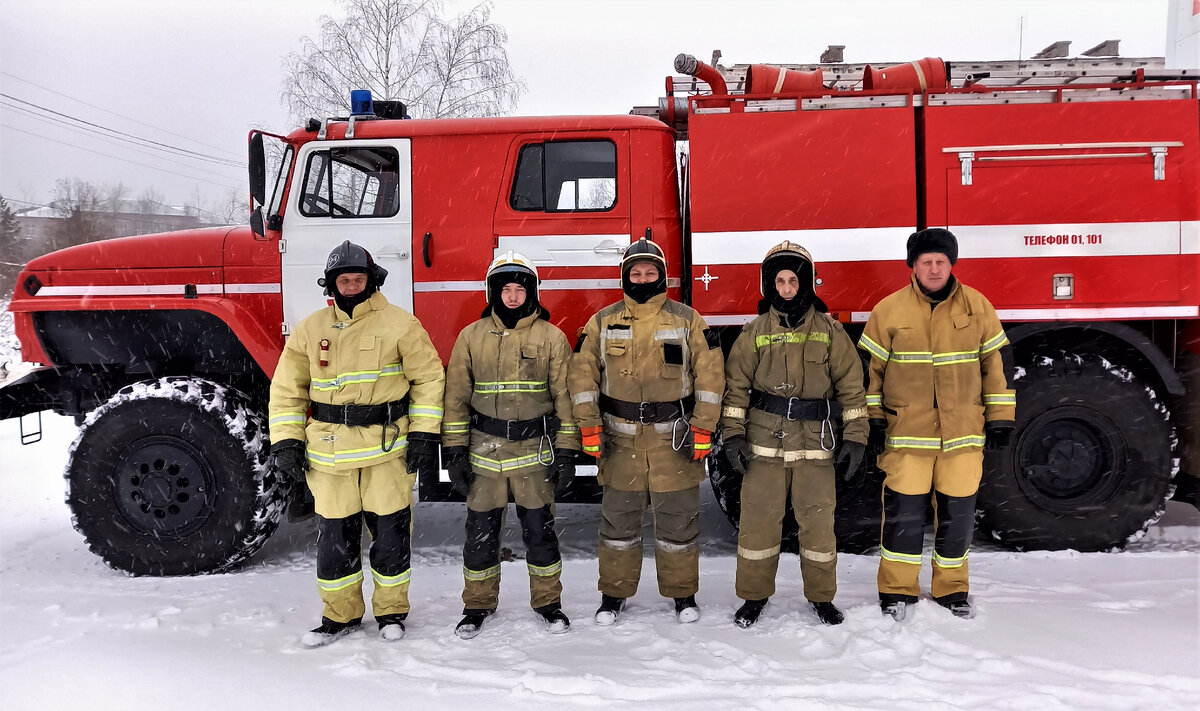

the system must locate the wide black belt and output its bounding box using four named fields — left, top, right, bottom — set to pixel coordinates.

left=310, top=399, right=409, bottom=426
left=599, top=394, right=694, bottom=424
left=471, top=411, right=560, bottom=441
left=750, top=390, right=841, bottom=421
